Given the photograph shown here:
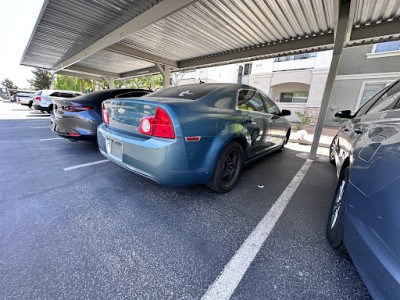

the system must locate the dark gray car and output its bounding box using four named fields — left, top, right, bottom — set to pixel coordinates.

left=327, top=79, right=400, bottom=300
